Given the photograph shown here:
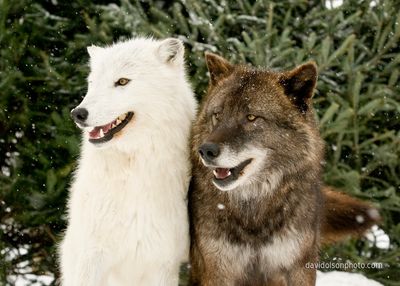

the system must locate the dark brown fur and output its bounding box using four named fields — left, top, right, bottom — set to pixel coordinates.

left=189, top=53, right=379, bottom=286
left=321, top=186, right=381, bottom=245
